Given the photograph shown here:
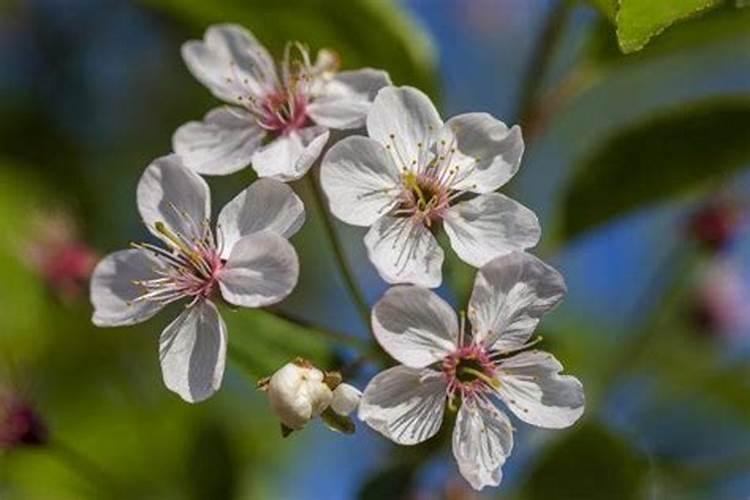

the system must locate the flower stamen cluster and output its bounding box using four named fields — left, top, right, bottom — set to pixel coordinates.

left=130, top=214, right=225, bottom=308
